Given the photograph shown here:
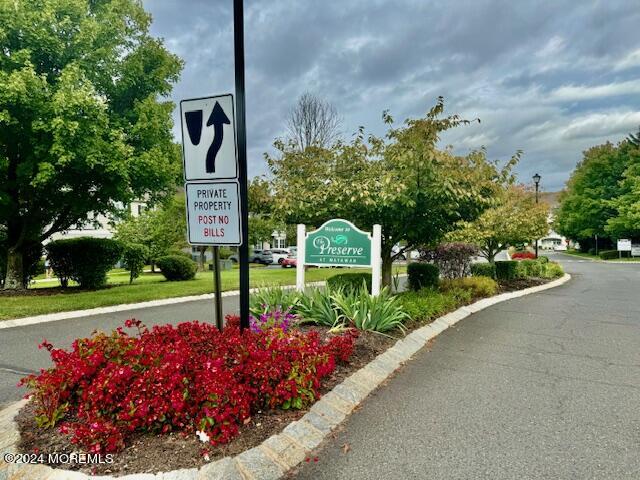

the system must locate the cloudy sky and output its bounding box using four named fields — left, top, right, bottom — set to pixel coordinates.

left=143, top=0, right=640, bottom=191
